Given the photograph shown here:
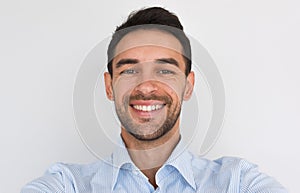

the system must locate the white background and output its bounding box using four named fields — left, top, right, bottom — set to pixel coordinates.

left=0, top=0, right=299, bottom=192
